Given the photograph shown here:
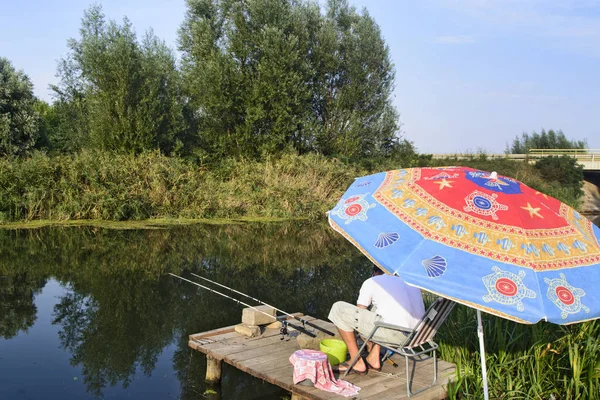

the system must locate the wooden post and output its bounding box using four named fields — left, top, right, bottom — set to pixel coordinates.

left=205, top=356, right=222, bottom=384
left=291, top=394, right=310, bottom=400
